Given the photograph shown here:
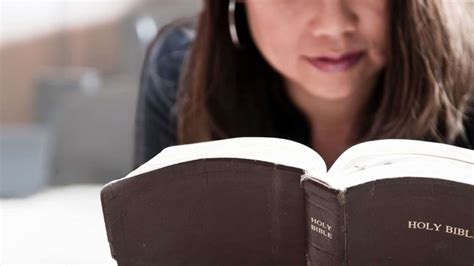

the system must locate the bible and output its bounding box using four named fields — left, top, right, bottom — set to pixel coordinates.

left=101, top=137, right=473, bottom=265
